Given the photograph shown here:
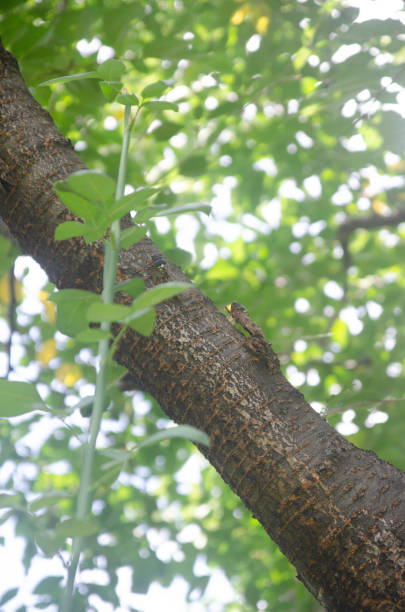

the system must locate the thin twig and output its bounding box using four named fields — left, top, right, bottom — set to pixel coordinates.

left=6, top=264, right=16, bottom=376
